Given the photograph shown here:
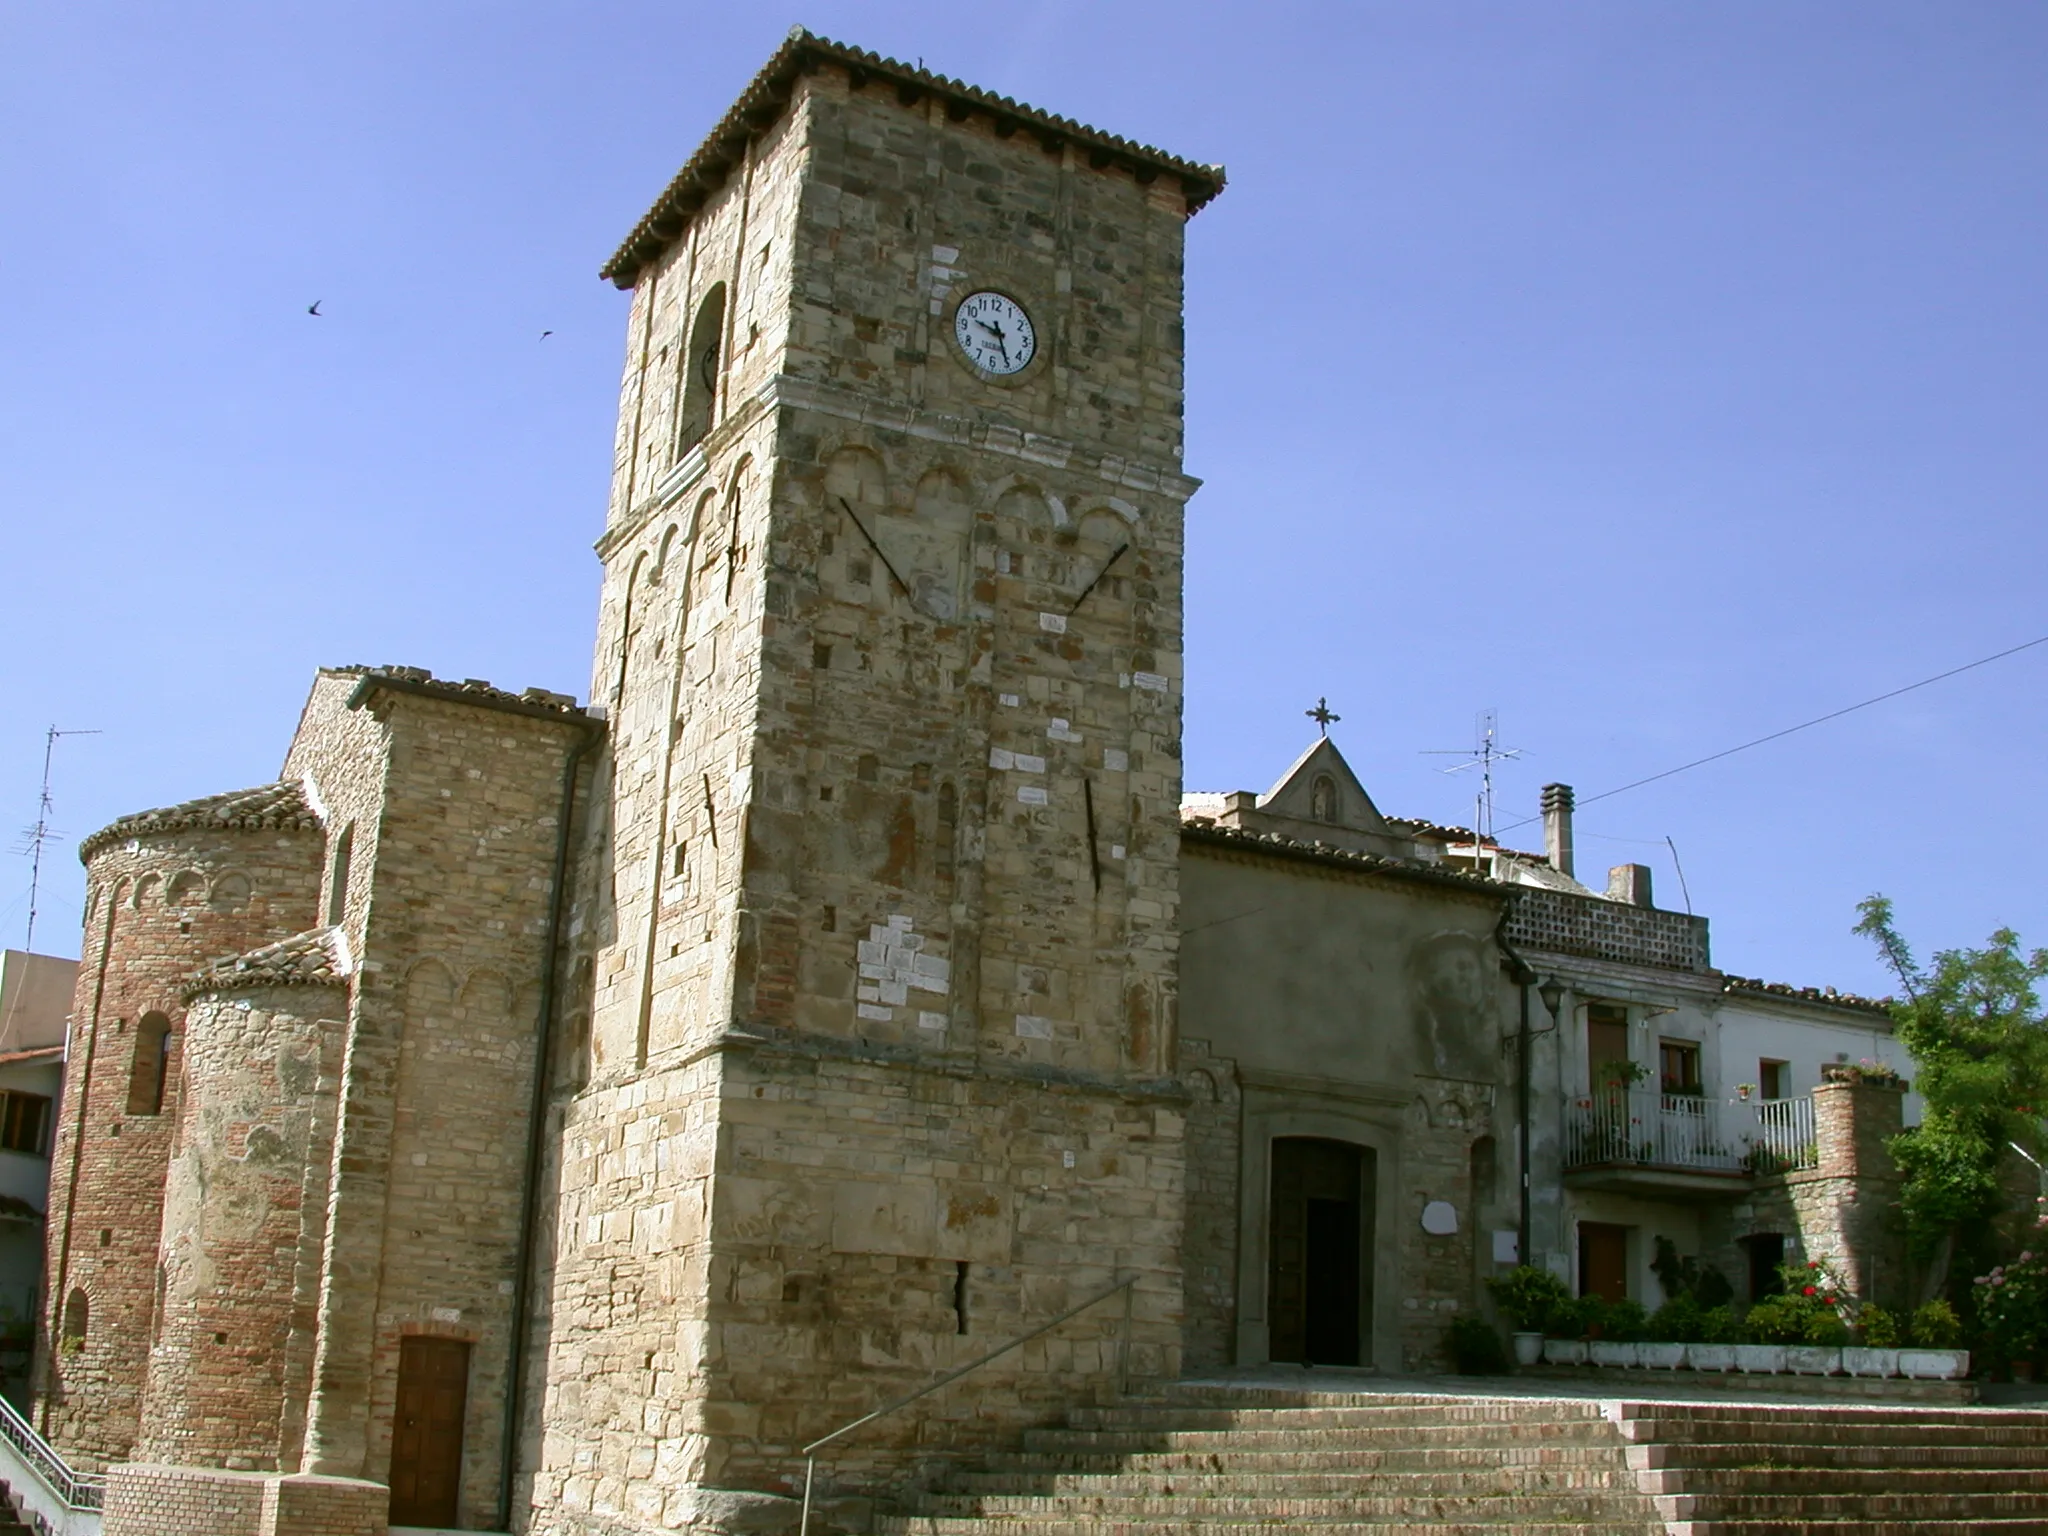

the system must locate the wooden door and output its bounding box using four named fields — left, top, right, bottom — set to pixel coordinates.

left=1268, top=1138, right=1370, bottom=1366
left=1579, top=1222, right=1629, bottom=1303
left=390, top=1336, right=469, bottom=1528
